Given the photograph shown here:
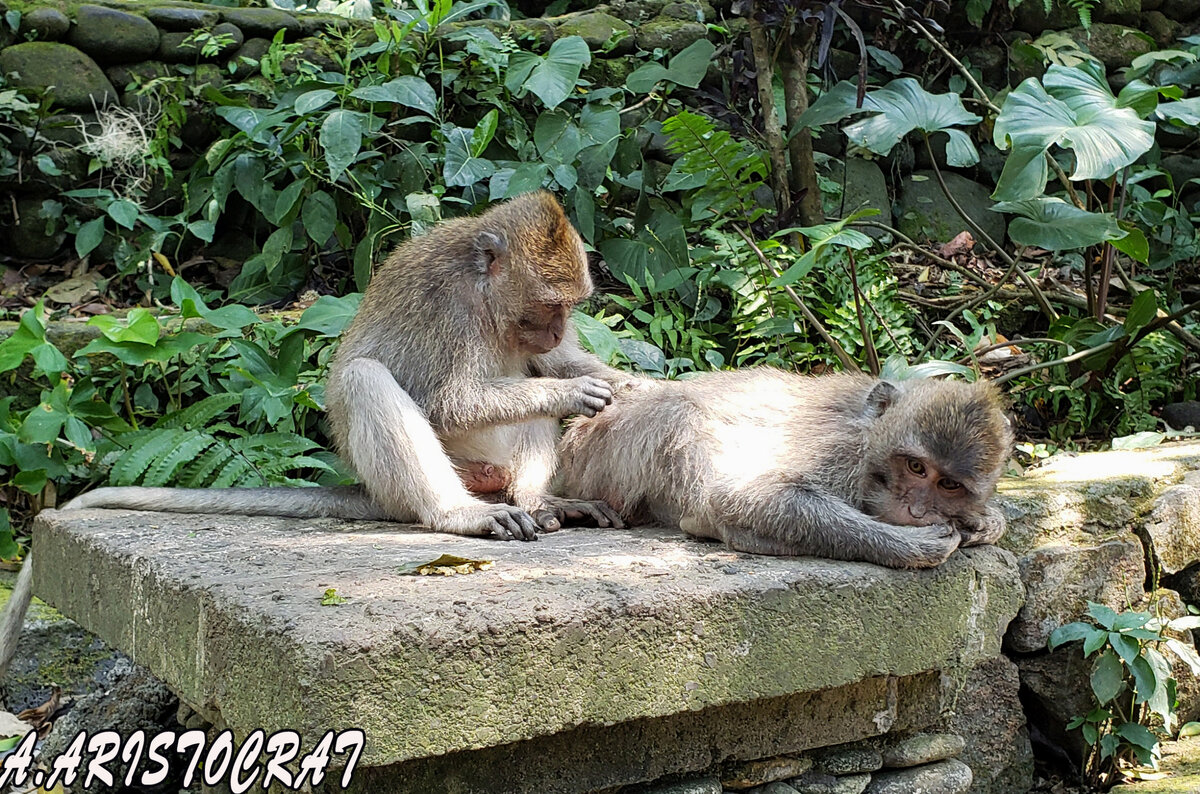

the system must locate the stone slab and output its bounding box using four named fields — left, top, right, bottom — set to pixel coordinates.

left=32, top=509, right=1022, bottom=771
